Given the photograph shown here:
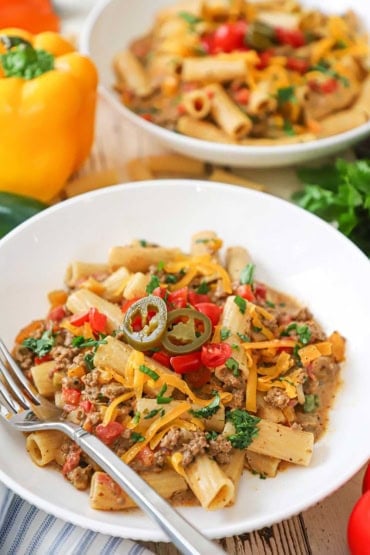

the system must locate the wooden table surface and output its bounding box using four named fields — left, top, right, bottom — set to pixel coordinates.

left=77, top=94, right=365, bottom=555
